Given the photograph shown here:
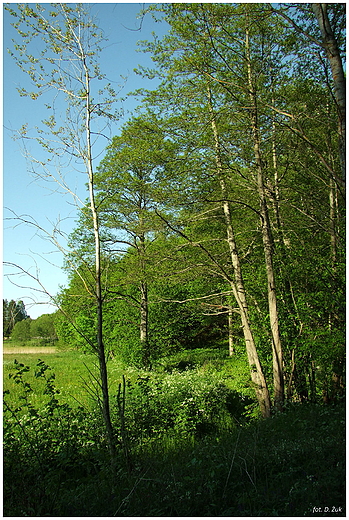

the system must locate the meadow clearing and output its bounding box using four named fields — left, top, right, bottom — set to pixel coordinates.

left=3, top=343, right=345, bottom=517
